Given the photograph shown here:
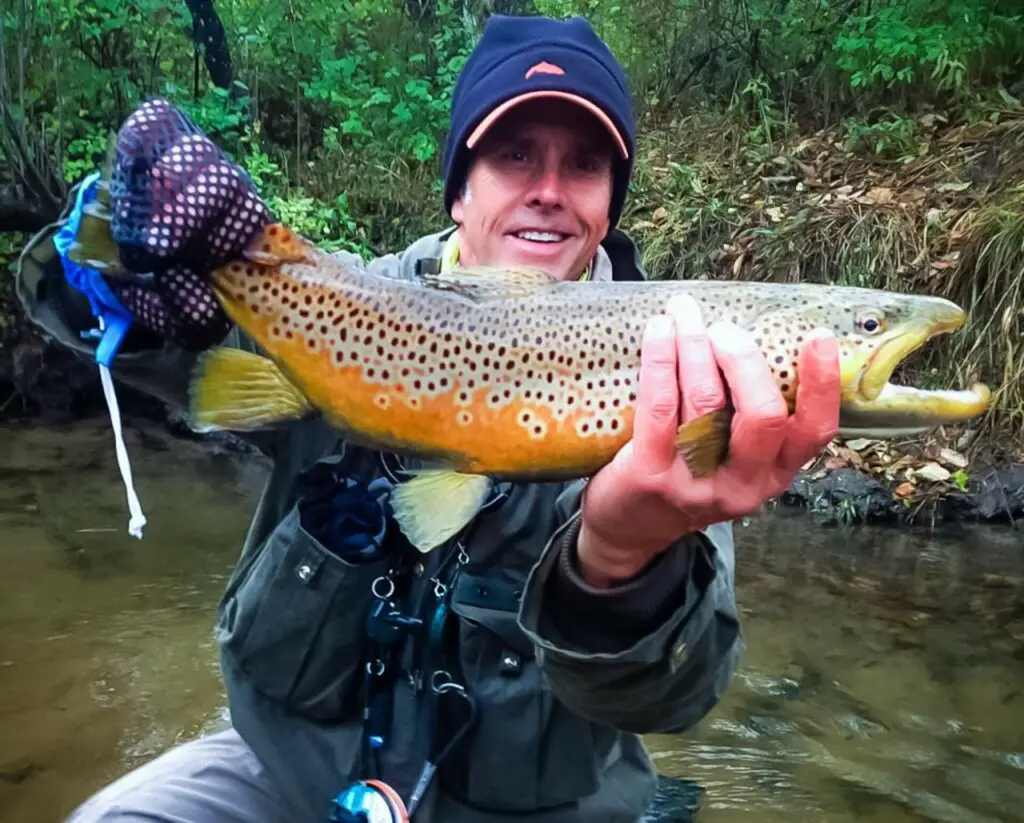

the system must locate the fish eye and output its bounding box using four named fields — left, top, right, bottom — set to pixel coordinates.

left=856, top=310, right=887, bottom=335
